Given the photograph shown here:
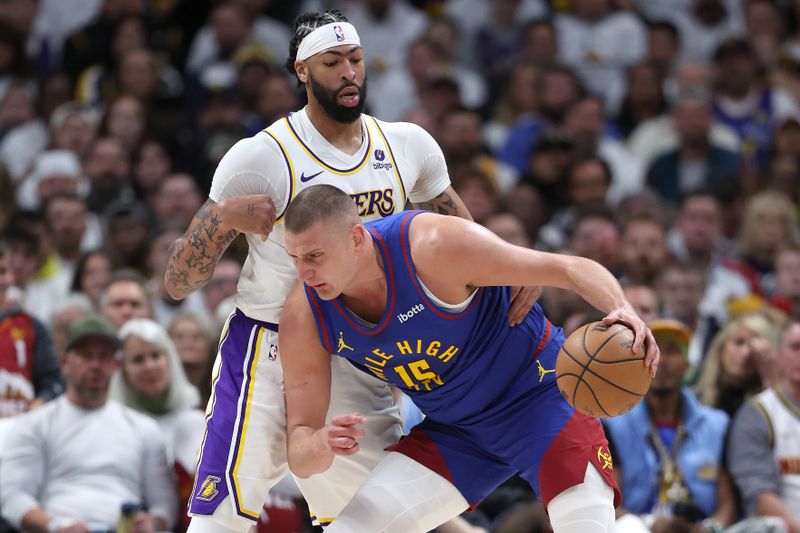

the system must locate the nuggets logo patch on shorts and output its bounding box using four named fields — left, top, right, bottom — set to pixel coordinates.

left=597, top=446, right=613, bottom=470
left=196, top=475, right=222, bottom=502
